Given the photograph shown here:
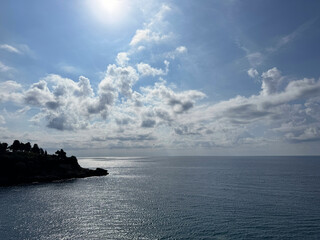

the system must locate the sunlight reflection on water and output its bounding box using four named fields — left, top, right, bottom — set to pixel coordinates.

left=1, top=156, right=320, bottom=239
